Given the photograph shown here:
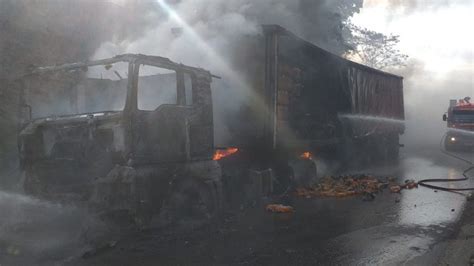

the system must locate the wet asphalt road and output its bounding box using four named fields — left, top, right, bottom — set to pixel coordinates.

left=1, top=146, right=473, bottom=265
left=79, top=146, right=473, bottom=266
